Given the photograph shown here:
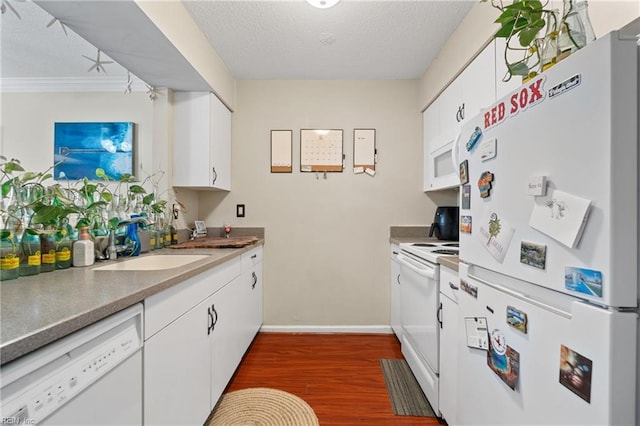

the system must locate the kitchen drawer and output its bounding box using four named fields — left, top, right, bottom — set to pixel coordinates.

left=390, top=244, right=399, bottom=259
left=439, top=264, right=459, bottom=303
left=144, top=257, right=241, bottom=340
left=241, top=246, right=263, bottom=271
